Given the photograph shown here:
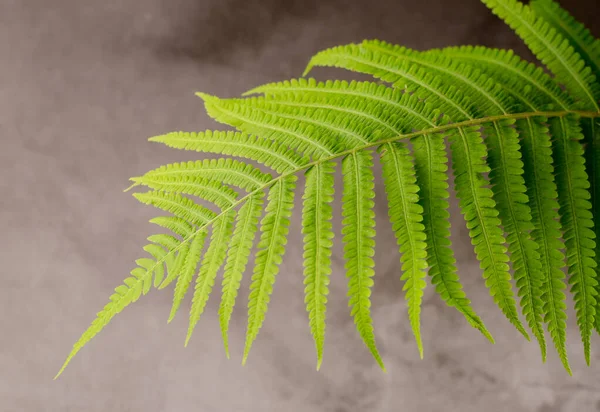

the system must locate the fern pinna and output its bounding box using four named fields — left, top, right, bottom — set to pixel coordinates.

left=56, top=0, right=600, bottom=377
